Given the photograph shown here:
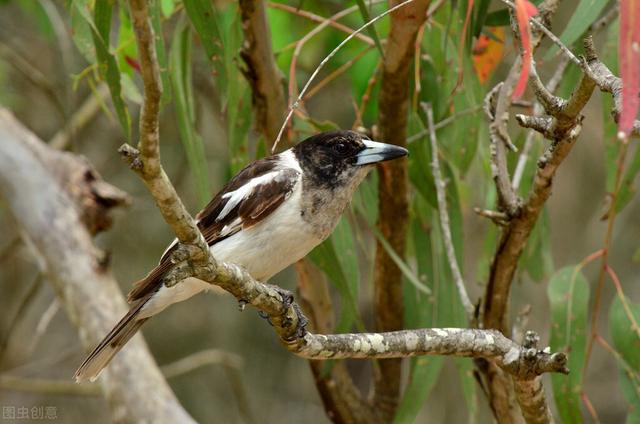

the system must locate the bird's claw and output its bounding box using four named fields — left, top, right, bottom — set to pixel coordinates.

left=256, top=287, right=308, bottom=338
